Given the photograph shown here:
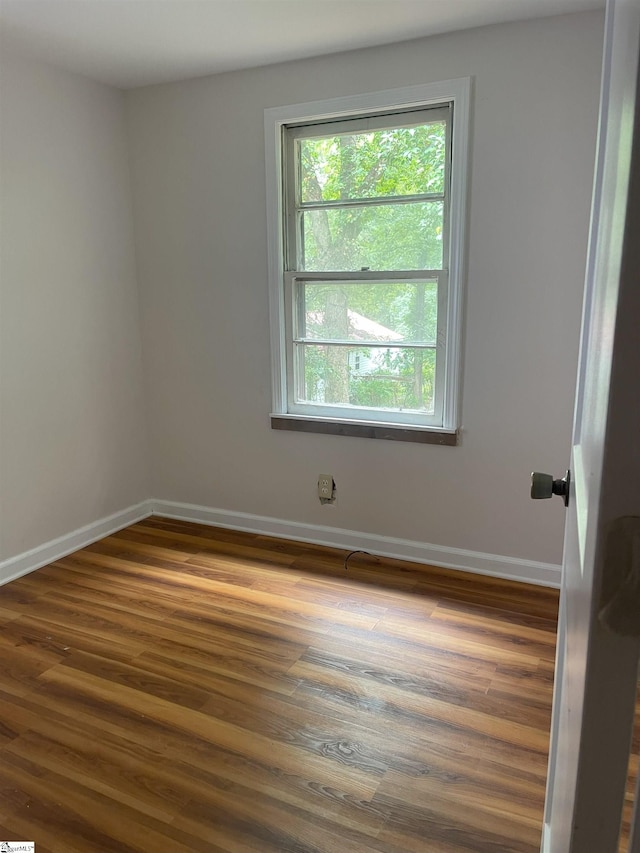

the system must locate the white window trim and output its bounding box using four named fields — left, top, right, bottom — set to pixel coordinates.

left=264, top=78, right=471, bottom=438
